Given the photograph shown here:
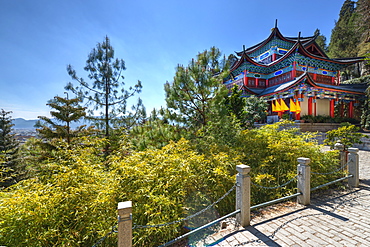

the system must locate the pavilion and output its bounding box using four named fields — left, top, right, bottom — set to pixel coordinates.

left=224, top=22, right=367, bottom=121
